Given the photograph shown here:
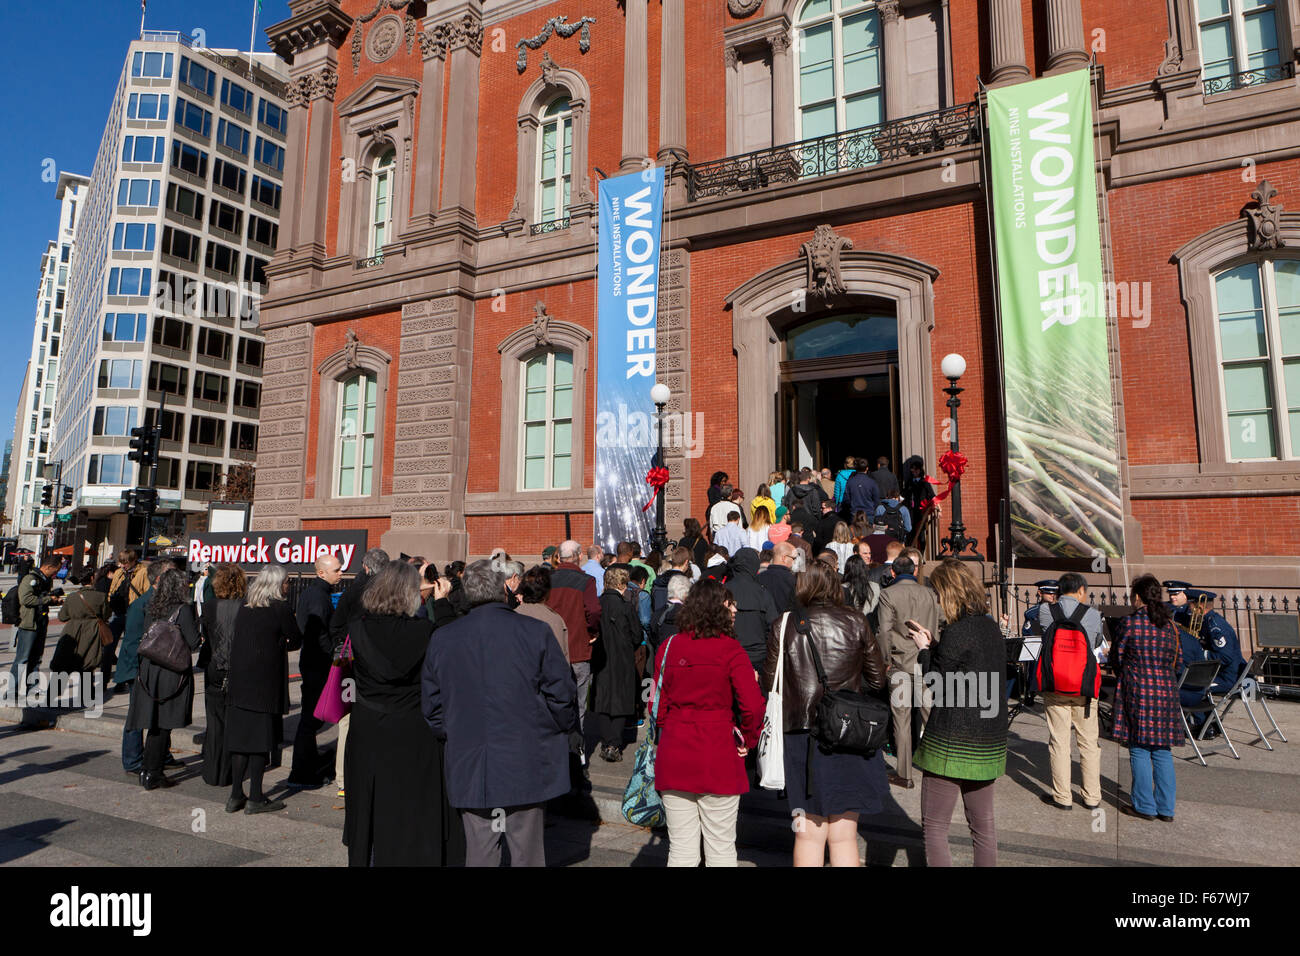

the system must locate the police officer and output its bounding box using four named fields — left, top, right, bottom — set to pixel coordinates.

left=1163, top=581, right=1208, bottom=671
left=1012, top=580, right=1058, bottom=702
